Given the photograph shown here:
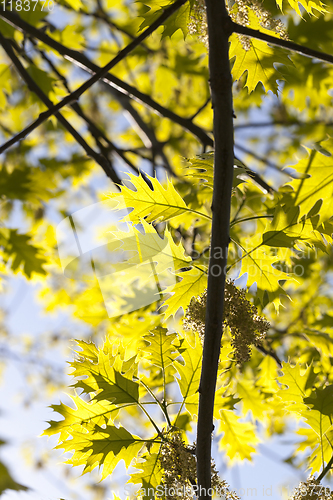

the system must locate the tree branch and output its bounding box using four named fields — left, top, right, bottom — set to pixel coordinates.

left=0, top=8, right=272, bottom=191
left=196, top=1, right=234, bottom=499
left=0, top=8, right=213, bottom=148
left=235, top=142, right=287, bottom=177
left=30, top=40, right=143, bottom=177
left=235, top=120, right=333, bottom=129
left=0, top=0, right=188, bottom=154
left=0, top=32, right=122, bottom=184
left=29, top=32, right=173, bottom=177
left=89, top=7, right=155, bottom=54
left=256, top=344, right=282, bottom=367
left=317, top=454, right=333, bottom=482
left=230, top=19, right=333, bottom=65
